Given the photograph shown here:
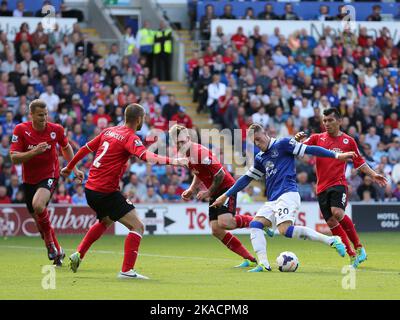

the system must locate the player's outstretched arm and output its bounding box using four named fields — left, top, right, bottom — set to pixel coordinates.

left=140, top=150, right=188, bottom=166
left=60, top=143, right=84, bottom=181
left=210, top=174, right=253, bottom=208
left=304, top=145, right=356, bottom=161
left=61, top=134, right=103, bottom=178
left=359, top=164, right=387, bottom=187
left=61, top=145, right=92, bottom=179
